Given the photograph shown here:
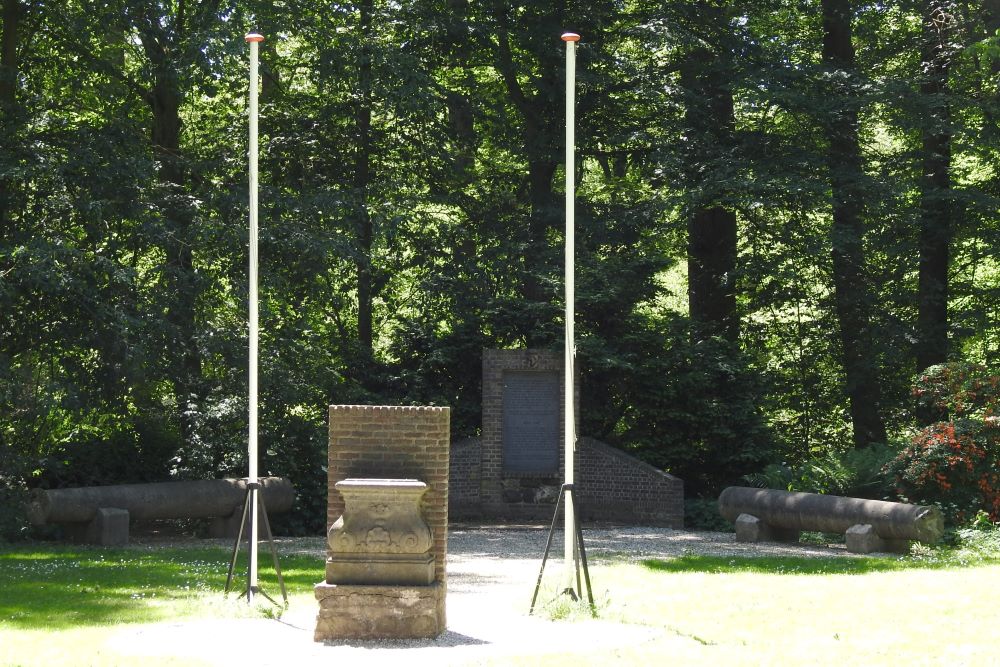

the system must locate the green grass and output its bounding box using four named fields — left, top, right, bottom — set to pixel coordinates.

left=3, top=538, right=1000, bottom=666
left=0, top=543, right=321, bottom=667
left=0, top=544, right=320, bottom=630
left=511, top=545, right=1000, bottom=667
